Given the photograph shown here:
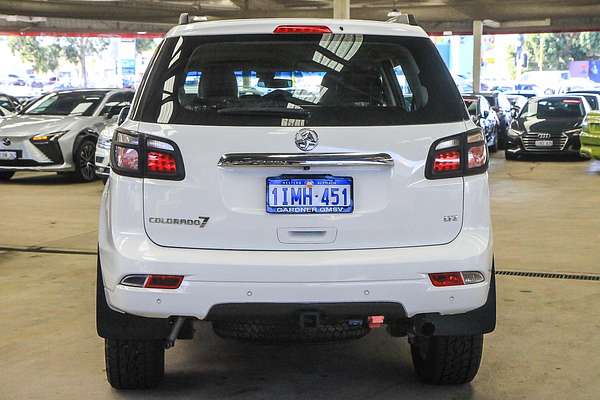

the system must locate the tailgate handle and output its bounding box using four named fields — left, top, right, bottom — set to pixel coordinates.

left=218, top=152, right=394, bottom=168
left=277, top=227, right=337, bottom=244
